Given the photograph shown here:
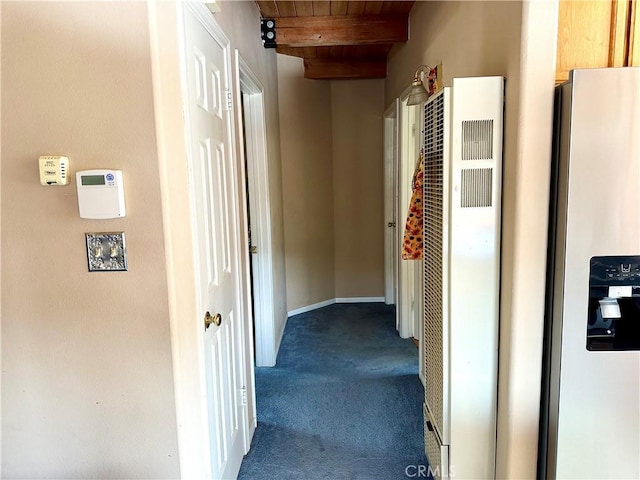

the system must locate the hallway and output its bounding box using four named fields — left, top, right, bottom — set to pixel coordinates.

left=238, top=303, right=427, bottom=479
